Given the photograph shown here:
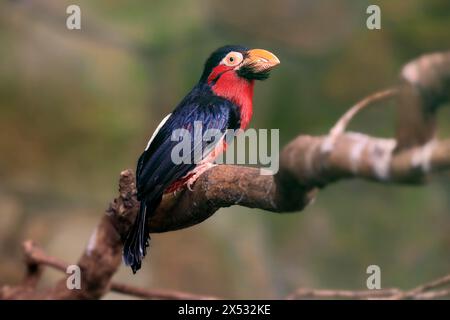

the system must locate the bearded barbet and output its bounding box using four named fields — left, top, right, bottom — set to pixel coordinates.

left=123, top=45, right=280, bottom=273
